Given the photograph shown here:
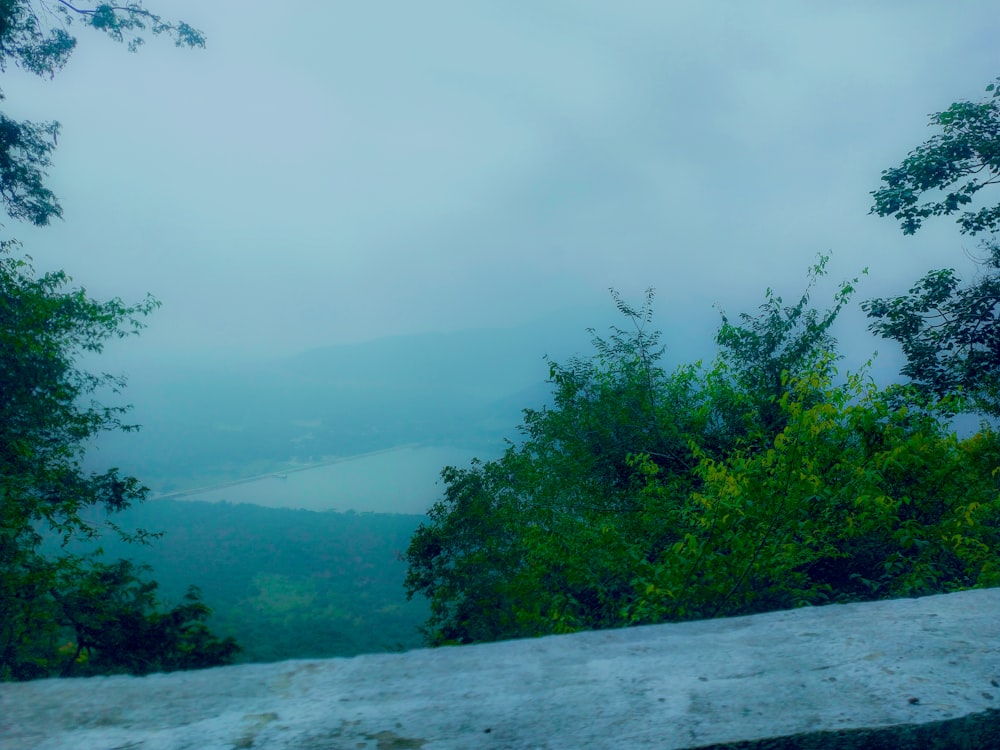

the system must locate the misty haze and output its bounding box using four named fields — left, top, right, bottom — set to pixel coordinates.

left=2, top=6, right=999, bottom=747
